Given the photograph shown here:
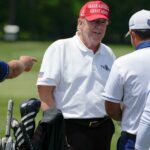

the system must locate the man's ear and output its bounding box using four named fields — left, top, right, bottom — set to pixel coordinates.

left=78, top=18, right=83, bottom=26
left=131, top=30, right=141, bottom=39
left=77, top=18, right=84, bottom=31
left=130, top=31, right=137, bottom=41
left=130, top=30, right=141, bottom=47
